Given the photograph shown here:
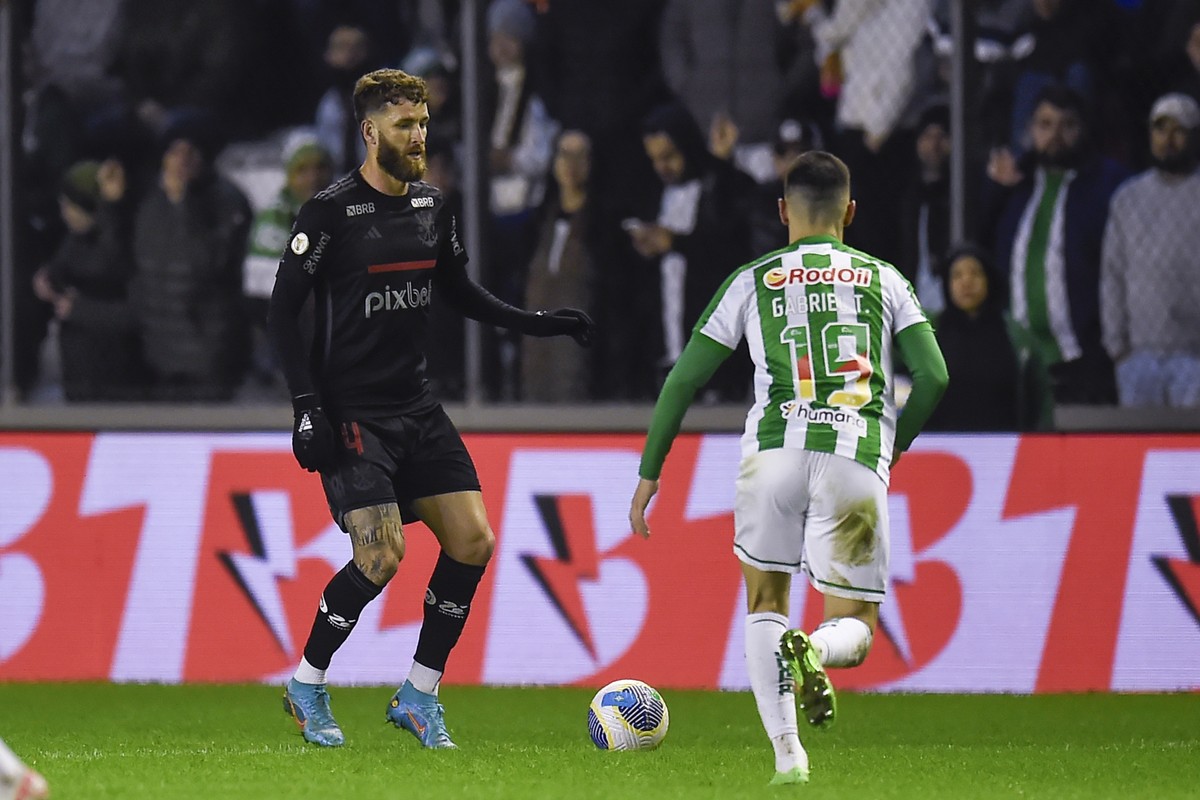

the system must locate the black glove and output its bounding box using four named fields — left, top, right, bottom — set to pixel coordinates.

left=291, top=394, right=336, bottom=473
left=530, top=308, right=596, bottom=347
